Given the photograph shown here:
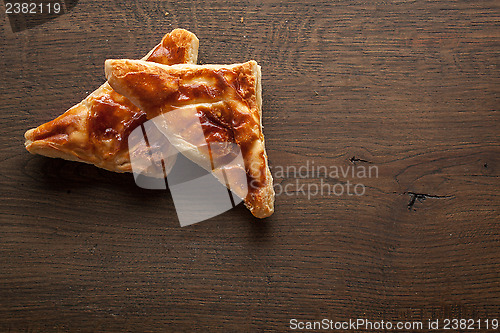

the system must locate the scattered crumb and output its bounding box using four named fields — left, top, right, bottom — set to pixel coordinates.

left=240, top=17, right=244, bottom=23
left=165, top=11, right=169, bottom=16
